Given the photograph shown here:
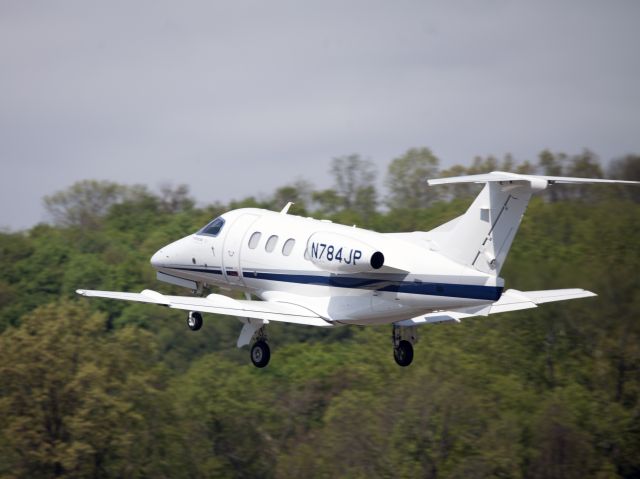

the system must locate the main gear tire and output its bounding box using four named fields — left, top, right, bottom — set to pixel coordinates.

left=251, top=341, right=271, bottom=368
left=393, top=340, right=413, bottom=367
left=187, top=312, right=203, bottom=331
